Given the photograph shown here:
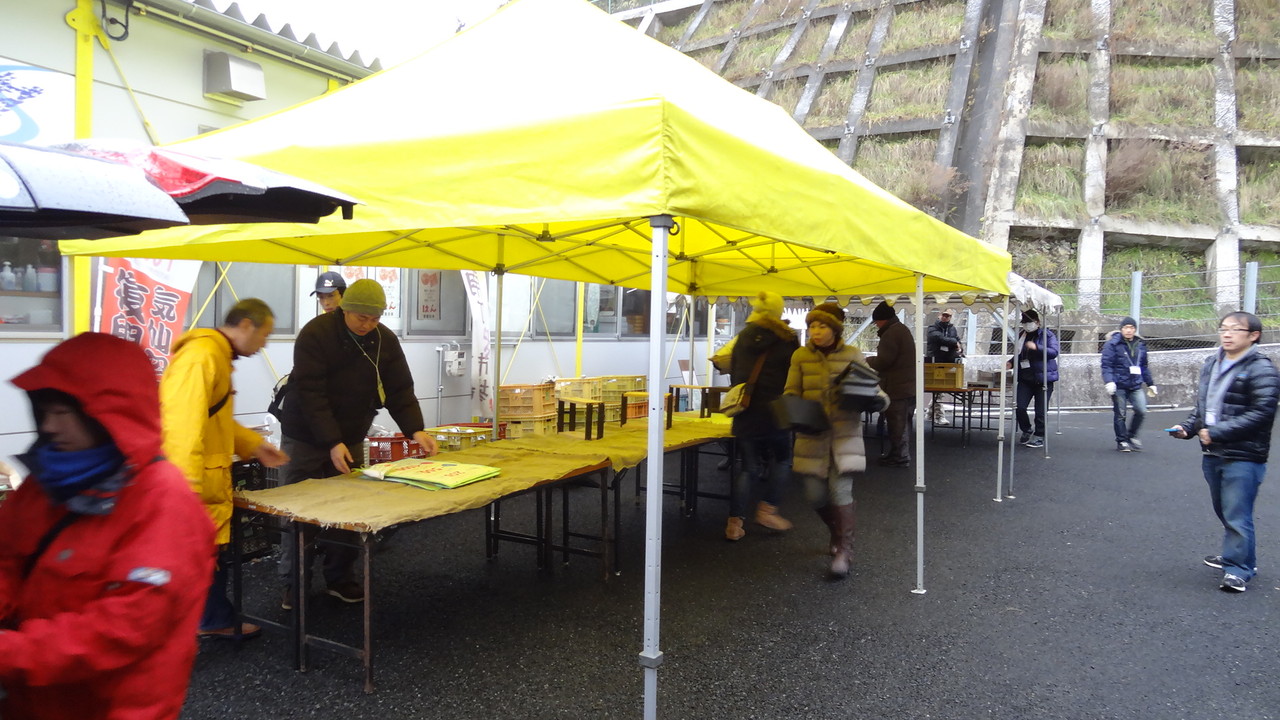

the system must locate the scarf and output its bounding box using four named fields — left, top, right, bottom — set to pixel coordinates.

left=26, top=442, right=127, bottom=514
